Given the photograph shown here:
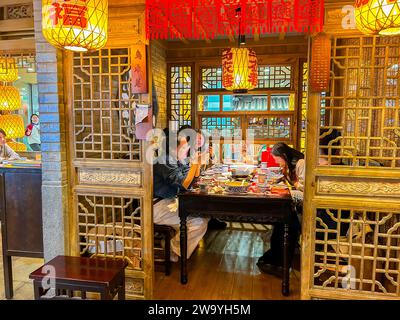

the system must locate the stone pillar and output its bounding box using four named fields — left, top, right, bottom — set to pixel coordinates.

left=33, top=0, right=70, bottom=261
